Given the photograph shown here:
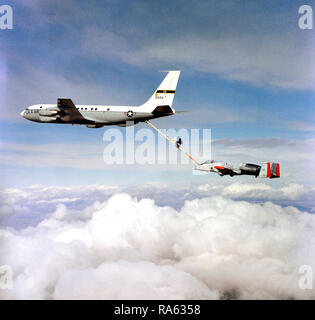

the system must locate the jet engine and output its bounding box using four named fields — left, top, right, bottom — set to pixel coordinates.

left=38, top=116, right=57, bottom=122
left=39, top=109, right=59, bottom=116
